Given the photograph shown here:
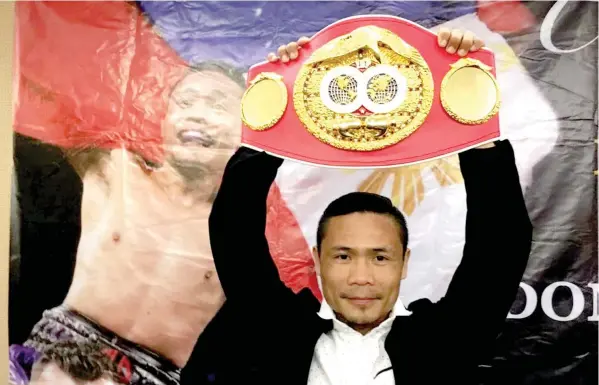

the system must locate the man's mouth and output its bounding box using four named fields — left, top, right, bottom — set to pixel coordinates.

left=346, top=297, right=378, bottom=306
left=177, top=129, right=216, bottom=148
